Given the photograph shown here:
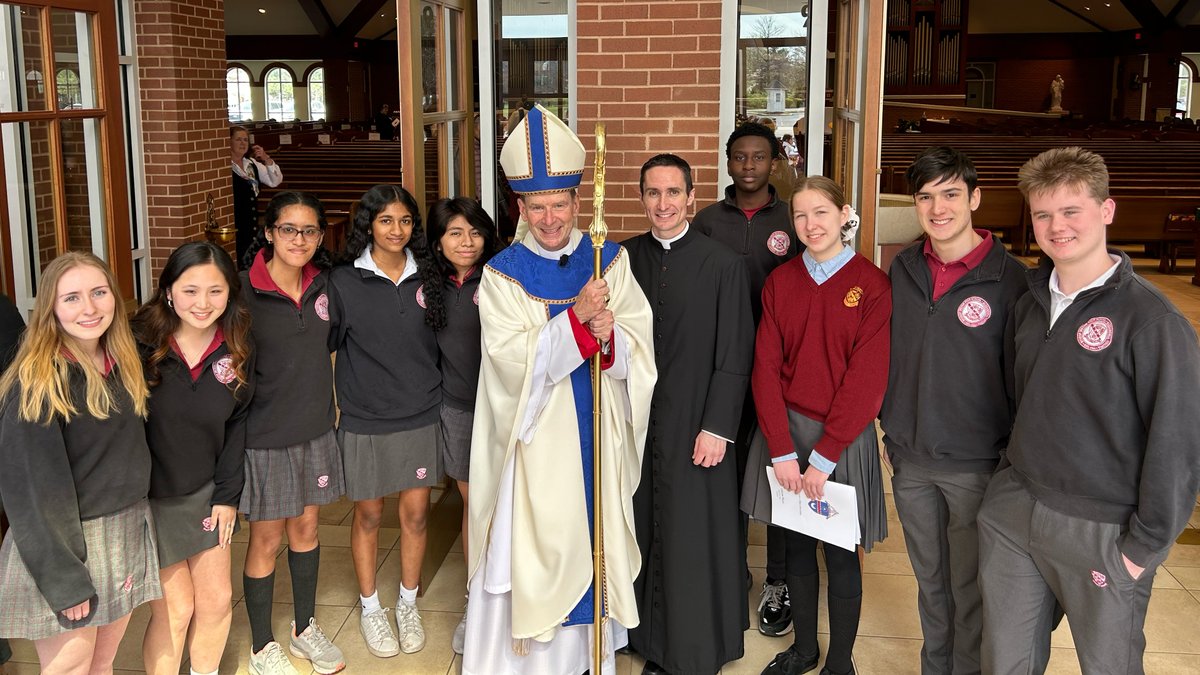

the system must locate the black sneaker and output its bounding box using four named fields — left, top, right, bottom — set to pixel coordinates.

left=758, top=578, right=792, bottom=636
left=760, top=645, right=819, bottom=675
